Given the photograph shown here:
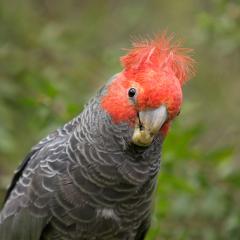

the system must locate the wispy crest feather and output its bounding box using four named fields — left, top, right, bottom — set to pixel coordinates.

left=120, top=34, right=195, bottom=85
